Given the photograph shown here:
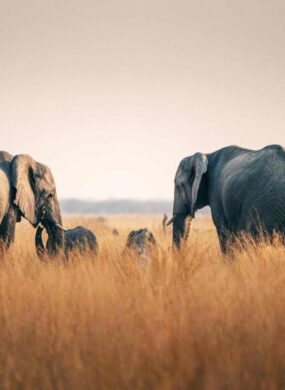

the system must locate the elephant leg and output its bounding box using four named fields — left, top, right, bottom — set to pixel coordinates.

left=217, top=231, right=228, bottom=254
left=0, top=206, right=18, bottom=250
left=0, top=207, right=18, bottom=258
left=280, top=227, right=285, bottom=246
left=217, top=227, right=233, bottom=254
left=211, top=207, right=233, bottom=254
left=214, top=218, right=240, bottom=256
